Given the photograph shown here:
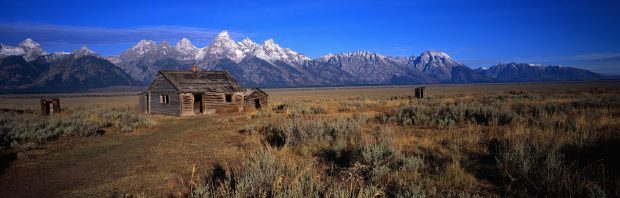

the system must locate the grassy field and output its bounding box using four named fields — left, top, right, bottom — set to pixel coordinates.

left=0, top=81, right=619, bottom=197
